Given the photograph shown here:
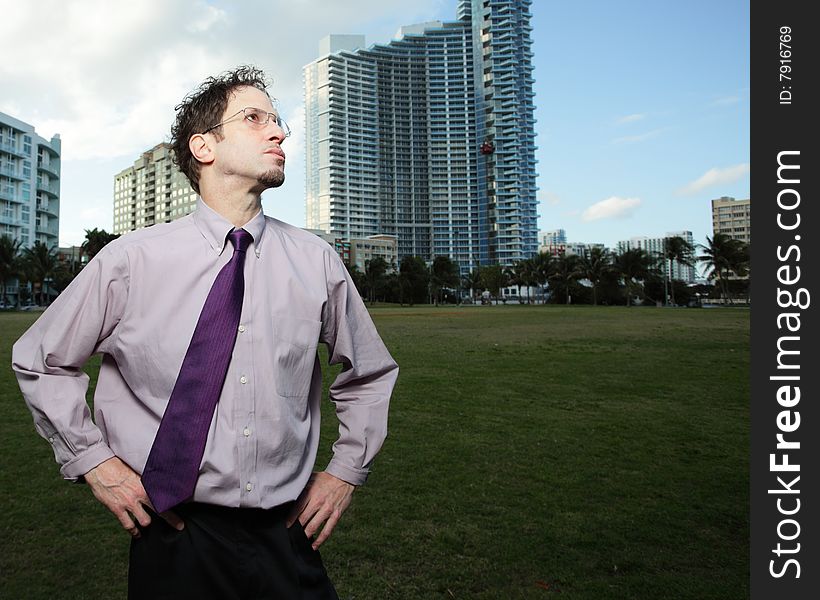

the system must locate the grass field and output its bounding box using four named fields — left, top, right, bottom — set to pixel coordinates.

left=0, top=306, right=749, bottom=599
